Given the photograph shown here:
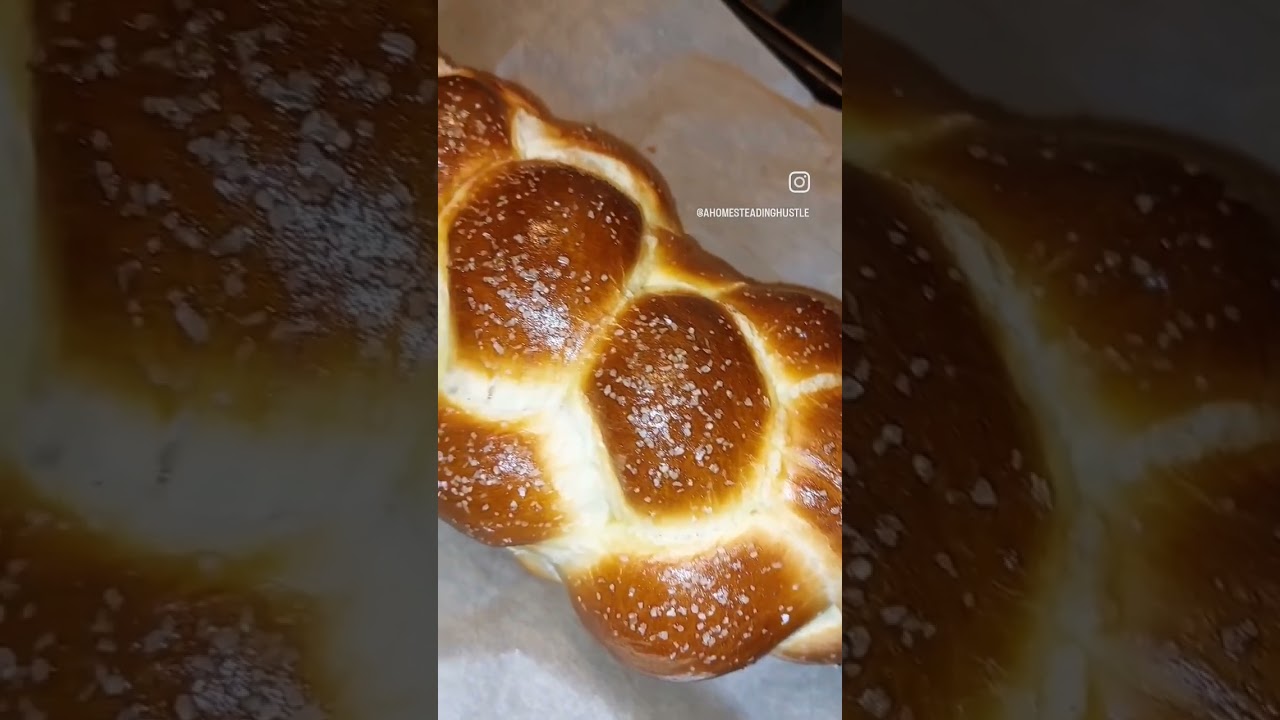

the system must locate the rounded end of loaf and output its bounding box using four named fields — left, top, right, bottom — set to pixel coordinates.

left=772, top=607, right=842, bottom=665
left=841, top=15, right=987, bottom=167
left=563, top=531, right=832, bottom=680
left=7, top=0, right=436, bottom=552
left=437, top=61, right=680, bottom=235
